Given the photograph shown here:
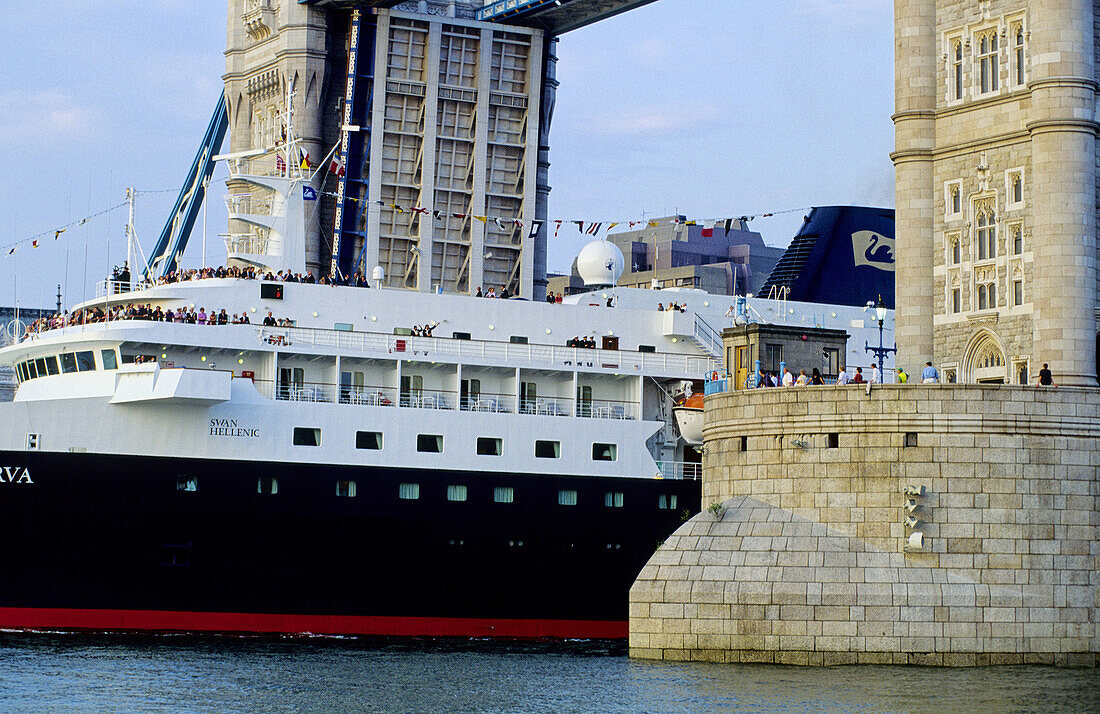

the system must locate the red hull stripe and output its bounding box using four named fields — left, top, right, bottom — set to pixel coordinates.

left=0, top=607, right=627, bottom=639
